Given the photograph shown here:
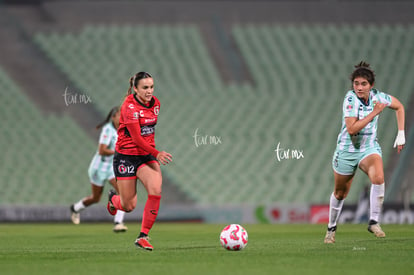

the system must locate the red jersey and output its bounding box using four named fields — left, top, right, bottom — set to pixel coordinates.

left=116, top=94, right=160, bottom=157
